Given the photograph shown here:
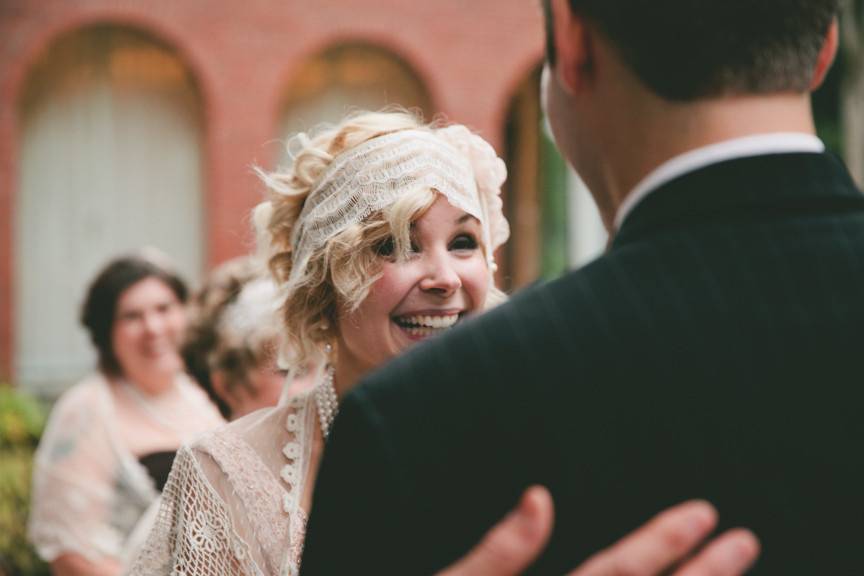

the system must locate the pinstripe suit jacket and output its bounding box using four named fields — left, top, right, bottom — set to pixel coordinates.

left=302, top=152, right=864, bottom=575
